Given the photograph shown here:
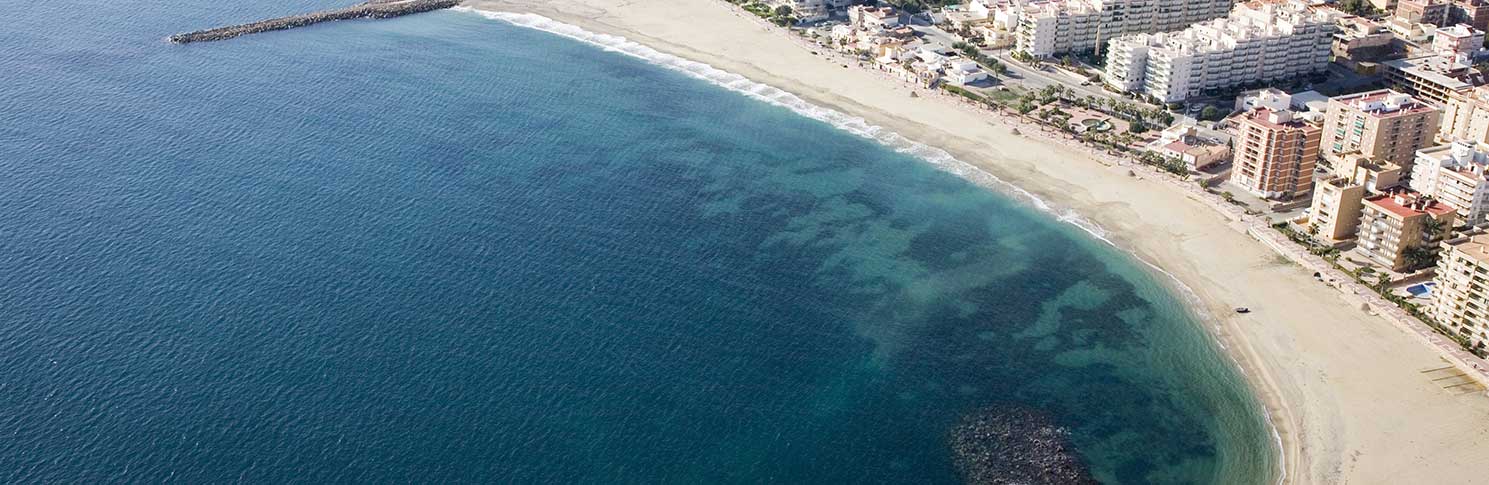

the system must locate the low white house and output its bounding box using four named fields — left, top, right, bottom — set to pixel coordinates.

left=1145, top=125, right=1230, bottom=171
left=943, top=60, right=989, bottom=85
